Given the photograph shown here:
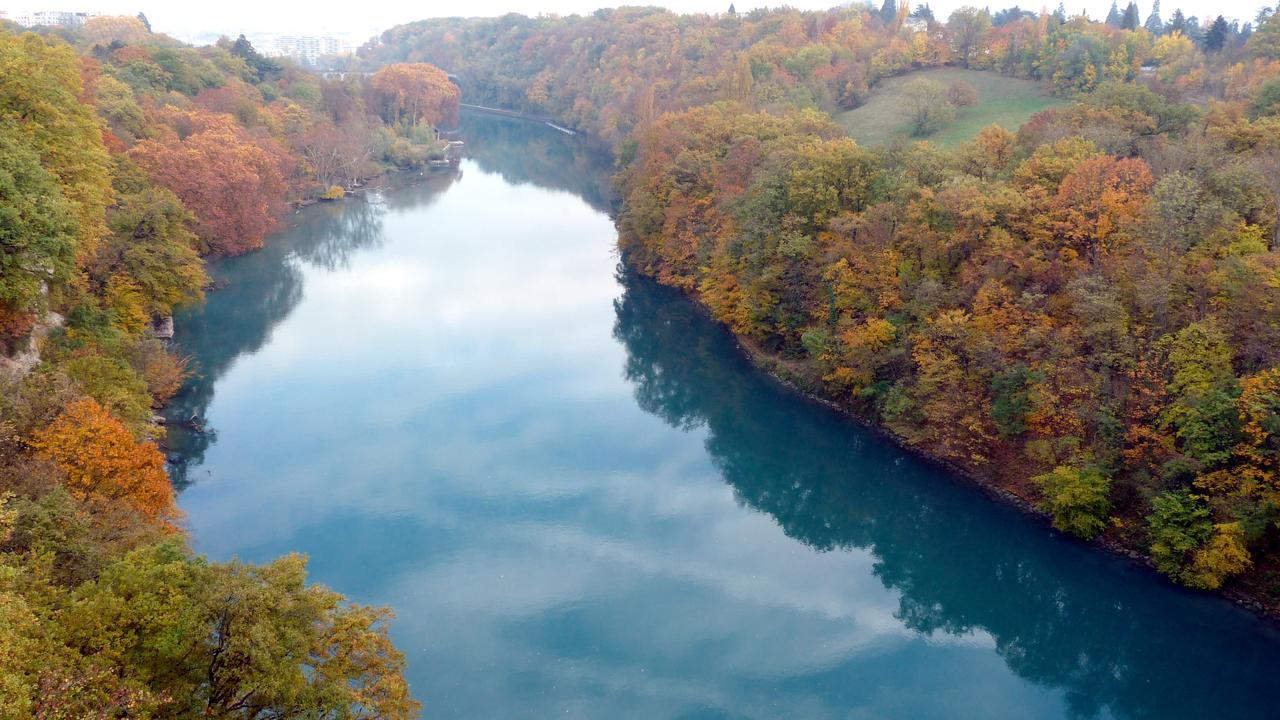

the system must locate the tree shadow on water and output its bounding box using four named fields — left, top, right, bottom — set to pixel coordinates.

left=163, top=191, right=391, bottom=486
left=612, top=266, right=1280, bottom=720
